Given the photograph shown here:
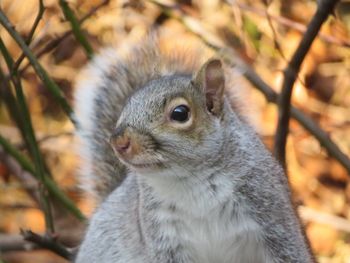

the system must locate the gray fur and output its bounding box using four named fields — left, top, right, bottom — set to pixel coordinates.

left=75, top=38, right=207, bottom=203
left=75, top=39, right=314, bottom=262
